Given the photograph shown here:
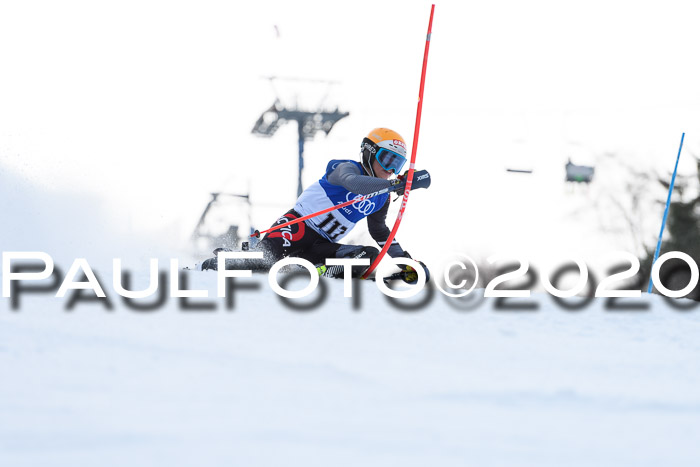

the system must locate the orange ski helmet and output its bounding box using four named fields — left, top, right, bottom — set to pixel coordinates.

left=361, top=128, right=408, bottom=177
